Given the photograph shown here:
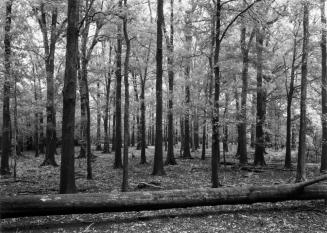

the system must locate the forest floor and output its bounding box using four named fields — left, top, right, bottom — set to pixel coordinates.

left=0, top=145, right=326, bottom=233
